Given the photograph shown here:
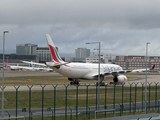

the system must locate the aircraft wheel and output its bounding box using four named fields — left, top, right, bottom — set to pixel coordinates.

left=77, top=82, right=80, bottom=86
left=101, top=82, right=105, bottom=86
left=70, top=82, right=73, bottom=85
